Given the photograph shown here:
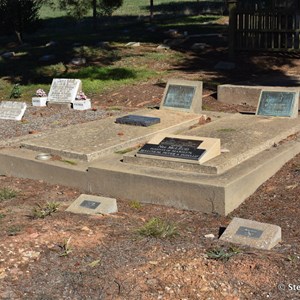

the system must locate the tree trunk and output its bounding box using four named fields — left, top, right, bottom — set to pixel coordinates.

left=150, top=0, right=154, bottom=21
left=15, top=30, right=23, bottom=45
left=92, top=0, right=97, bottom=30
